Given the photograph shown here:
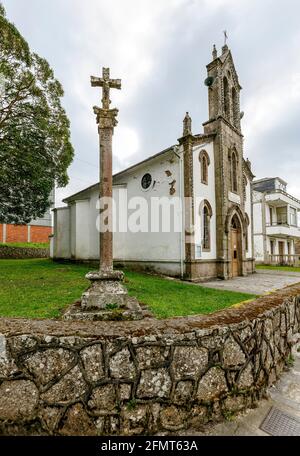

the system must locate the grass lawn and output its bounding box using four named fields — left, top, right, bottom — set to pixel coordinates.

left=256, top=265, right=300, bottom=273
left=0, top=259, right=256, bottom=319
left=0, top=242, right=49, bottom=249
